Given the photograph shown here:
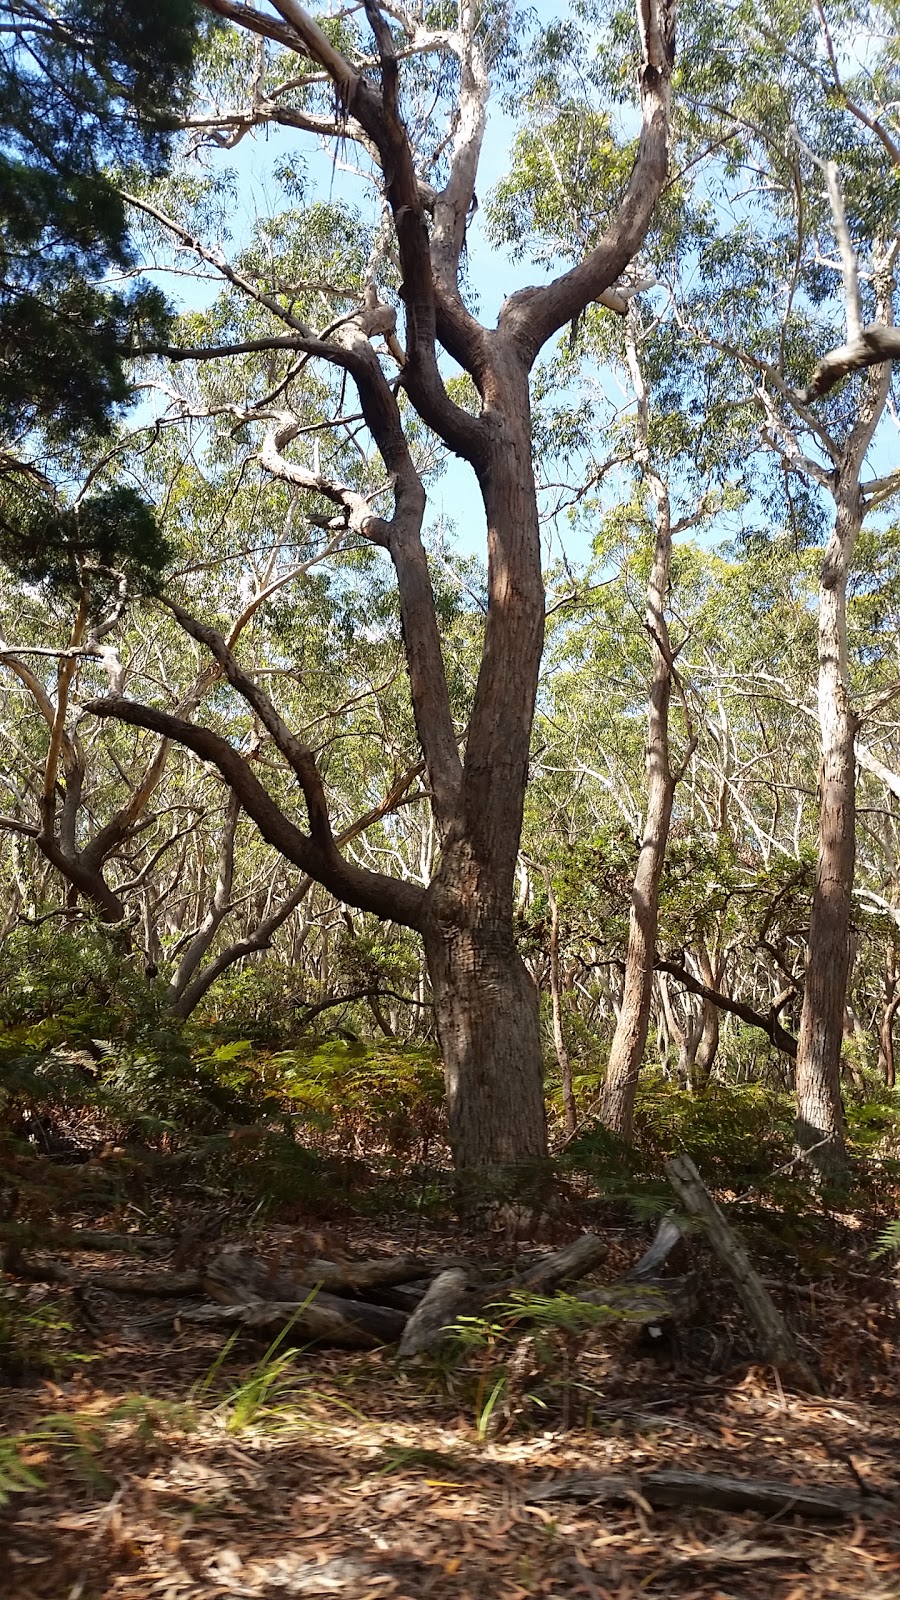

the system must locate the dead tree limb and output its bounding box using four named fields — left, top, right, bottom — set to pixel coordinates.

left=513, top=1233, right=607, bottom=1292
left=177, top=1294, right=405, bottom=1347
left=526, top=1468, right=882, bottom=1518
left=203, top=1246, right=444, bottom=1302
left=398, top=1268, right=470, bottom=1359
left=665, top=1154, right=820, bottom=1391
